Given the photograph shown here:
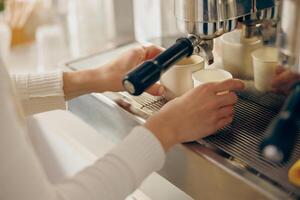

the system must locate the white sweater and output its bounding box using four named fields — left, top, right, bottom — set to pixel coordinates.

left=0, top=58, right=165, bottom=200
